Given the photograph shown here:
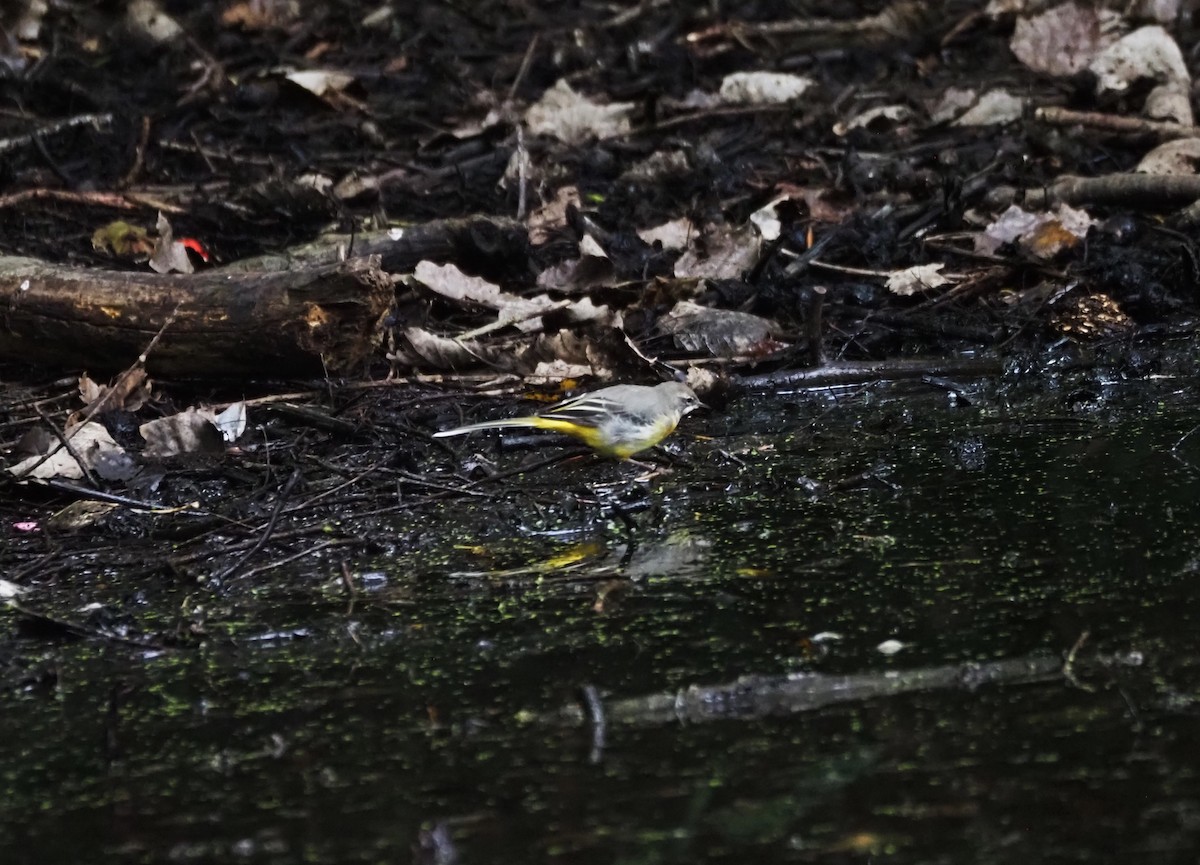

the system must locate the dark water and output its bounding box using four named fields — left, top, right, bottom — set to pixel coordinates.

left=4, top=378, right=1200, bottom=863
